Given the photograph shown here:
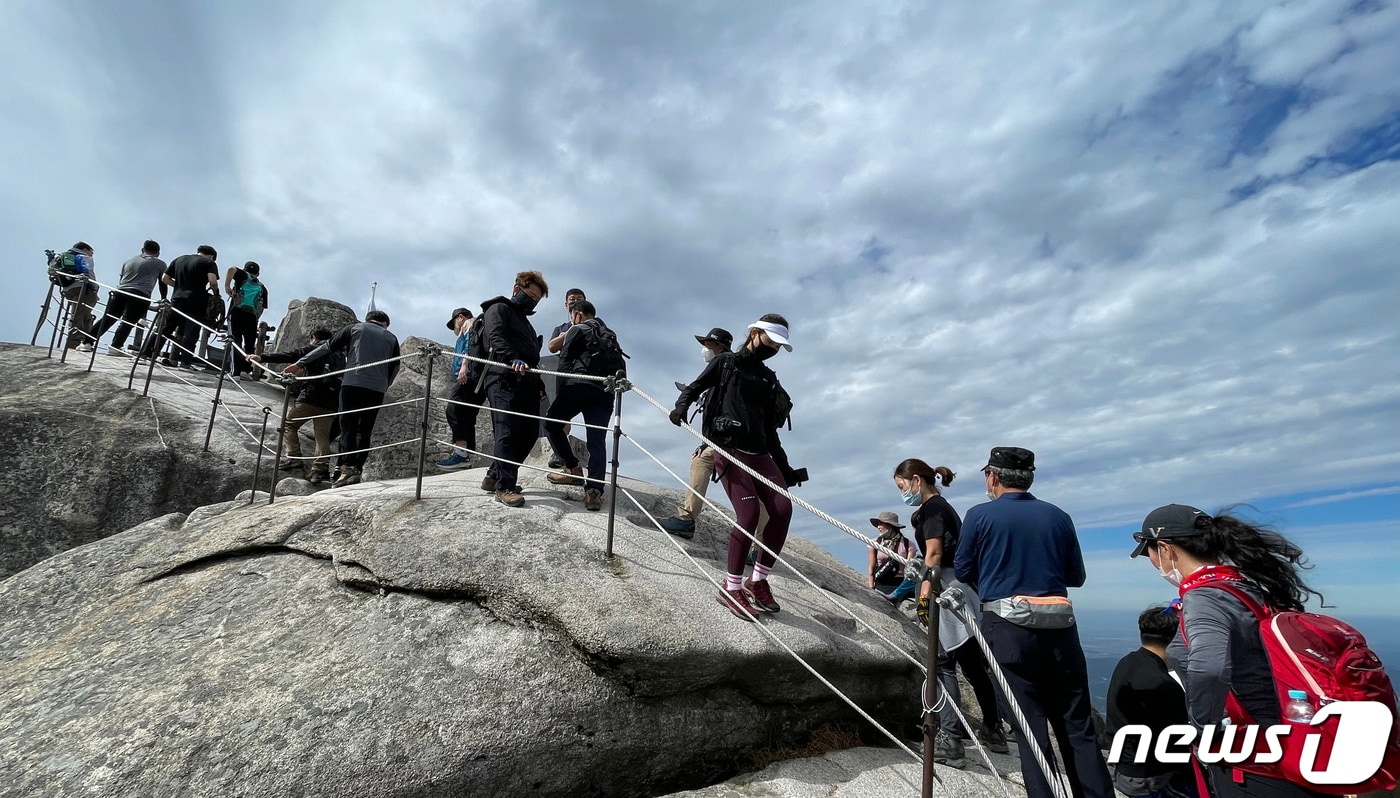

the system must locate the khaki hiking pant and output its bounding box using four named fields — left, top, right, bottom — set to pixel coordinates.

left=283, top=401, right=335, bottom=475
left=678, top=446, right=769, bottom=537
